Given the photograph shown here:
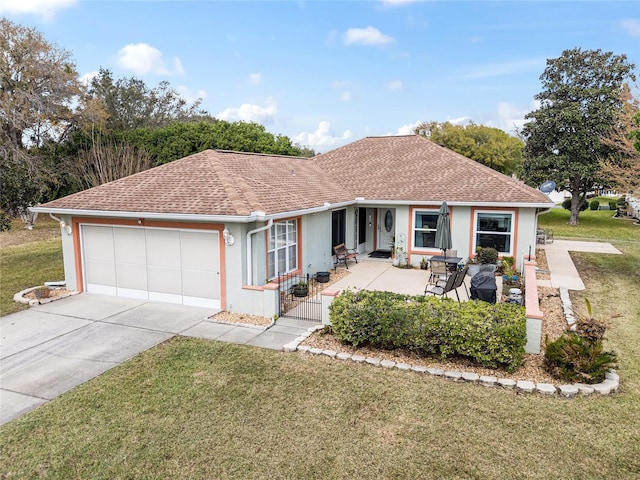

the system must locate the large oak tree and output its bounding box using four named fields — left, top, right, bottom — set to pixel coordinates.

left=521, top=48, right=636, bottom=224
